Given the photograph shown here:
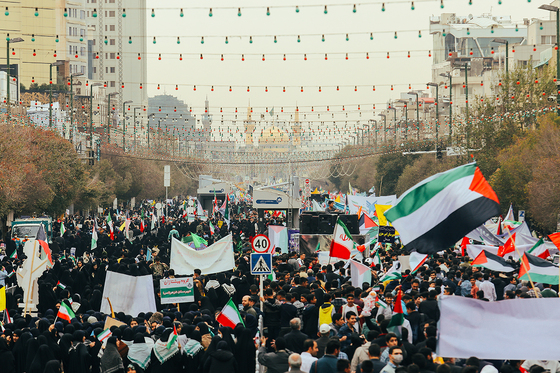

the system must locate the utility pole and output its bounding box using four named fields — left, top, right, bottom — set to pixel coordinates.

left=122, top=100, right=132, bottom=150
